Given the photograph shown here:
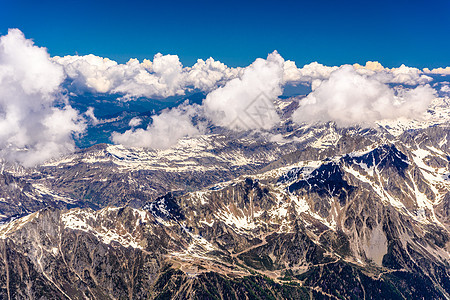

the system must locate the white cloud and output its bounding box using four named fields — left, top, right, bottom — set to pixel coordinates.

left=53, top=54, right=185, bottom=98
left=441, top=84, right=450, bottom=94
left=128, top=117, right=142, bottom=127
left=111, top=102, right=204, bottom=149
left=84, top=107, right=99, bottom=125
left=353, top=61, right=385, bottom=72
left=53, top=54, right=118, bottom=93
left=110, top=51, right=286, bottom=147
left=284, top=60, right=432, bottom=88
left=0, top=29, right=85, bottom=166
left=184, top=58, right=242, bottom=92
left=292, top=65, right=436, bottom=127
left=282, top=60, right=303, bottom=83
left=355, top=62, right=433, bottom=85
left=53, top=53, right=241, bottom=99
left=2, top=28, right=446, bottom=158
left=203, top=51, right=284, bottom=130
left=112, top=54, right=186, bottom=99
left=283, top=61, right=338, bottom=85
left=110, top=53, right=440, bottom=148
left=389, top=64, right=433, bottom=85
left=54, top=50, right=440, bottom=104
left=423, top=67, right=450, bottom=76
